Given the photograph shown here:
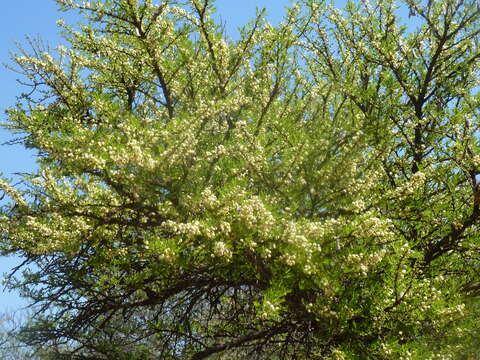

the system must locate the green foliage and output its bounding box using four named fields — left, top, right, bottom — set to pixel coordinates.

left=1, top=0, right=480, bottom=358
